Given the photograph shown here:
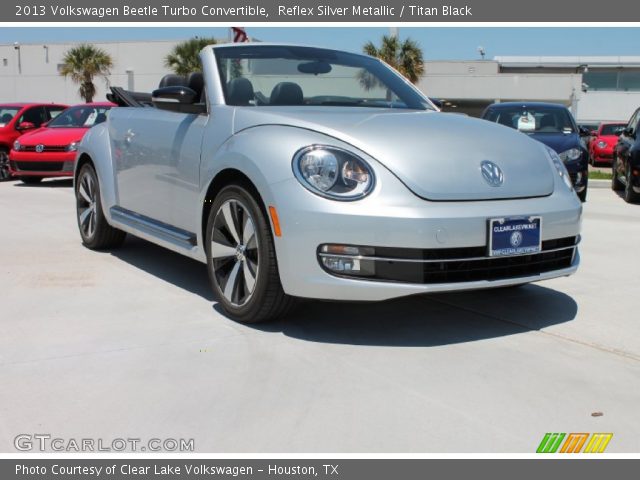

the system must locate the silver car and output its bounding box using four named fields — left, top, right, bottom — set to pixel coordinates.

left=74, top=43, right=582, bottom=323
